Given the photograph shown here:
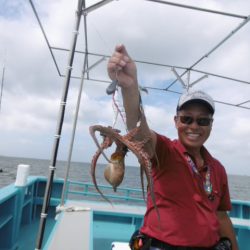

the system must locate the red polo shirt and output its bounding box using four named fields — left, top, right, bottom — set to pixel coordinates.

left=140, top=133, right=231, bottom=247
